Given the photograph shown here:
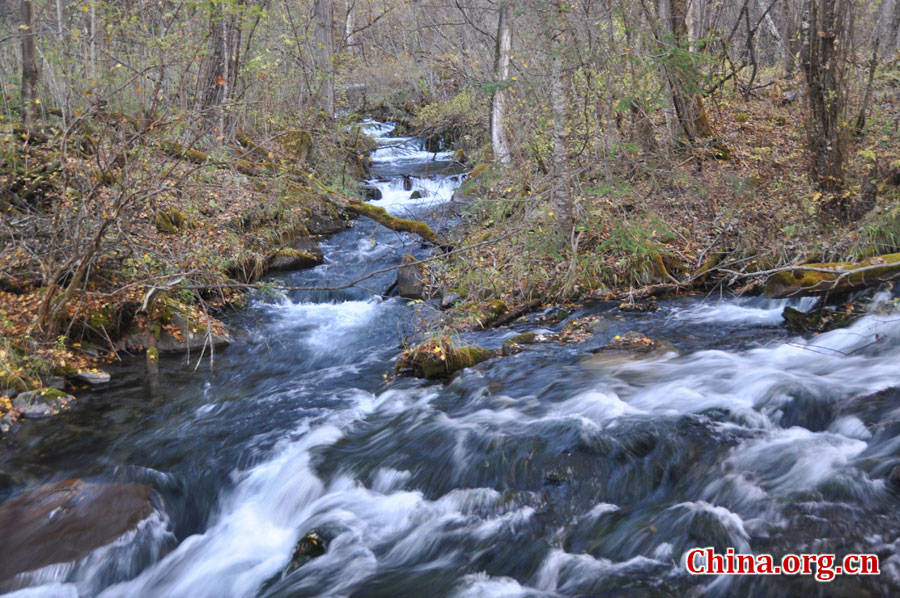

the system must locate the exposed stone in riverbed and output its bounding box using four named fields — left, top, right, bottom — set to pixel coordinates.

left=0, top=479, right=156, bottom=587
